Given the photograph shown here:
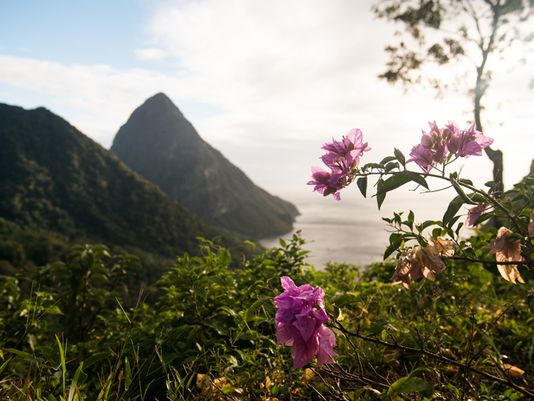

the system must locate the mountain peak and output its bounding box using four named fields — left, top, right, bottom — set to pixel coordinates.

left=111, top=96, right=299, bottom=238
left=139, top=92, right=184, bottom=118
left=111, top=93, right=201, bottom=154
